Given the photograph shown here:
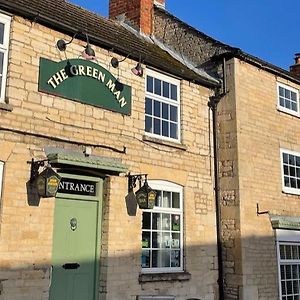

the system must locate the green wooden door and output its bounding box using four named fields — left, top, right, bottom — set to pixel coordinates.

left=49, top=198, right=99, bottom=300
